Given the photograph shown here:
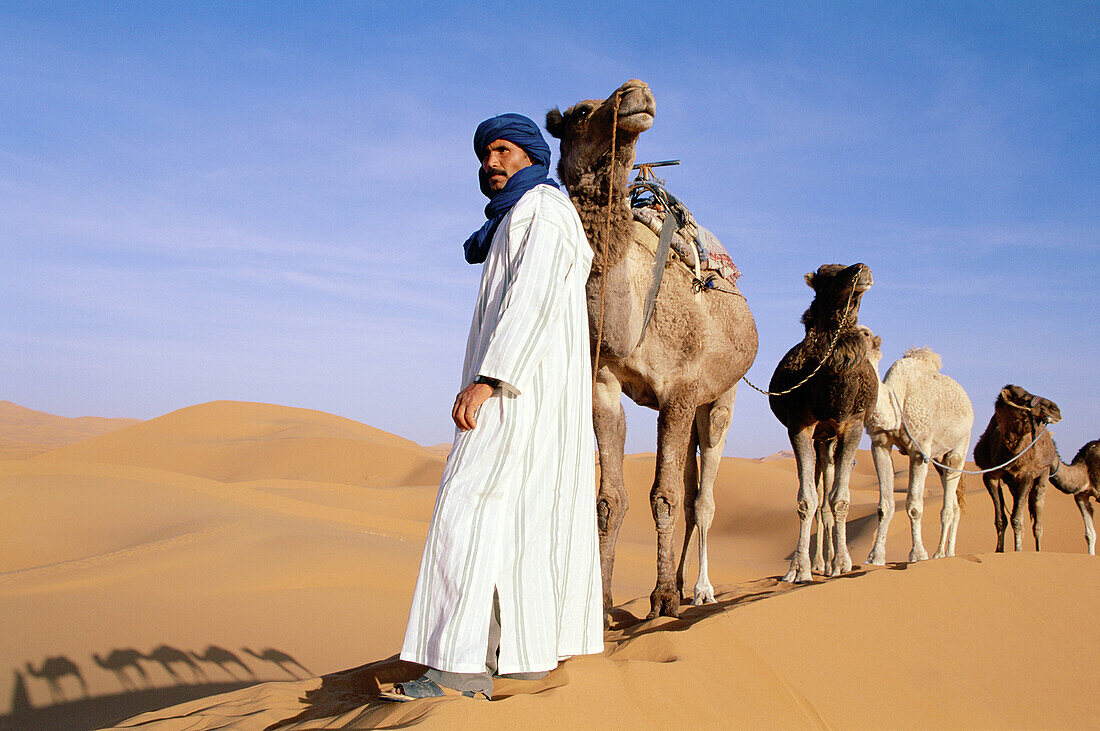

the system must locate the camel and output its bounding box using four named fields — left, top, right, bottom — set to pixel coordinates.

left=768, top=263, right=877, bottom=583
left=141, top=644, right=206, bottom=684
left=241, top=647, right=311, bottom=679
left=190, top=645, right=253, bottom=680
left=92, top=648, right=150, bottom=691
left=863, top=339, right=975, bottom=564
left=1050, top=440, right=1100, bottom=554
left=974, top=385, right=1062, bottom=551
left=24, top=656, right=87, bottom=701
left=546, top=79, right=758, bottom=620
